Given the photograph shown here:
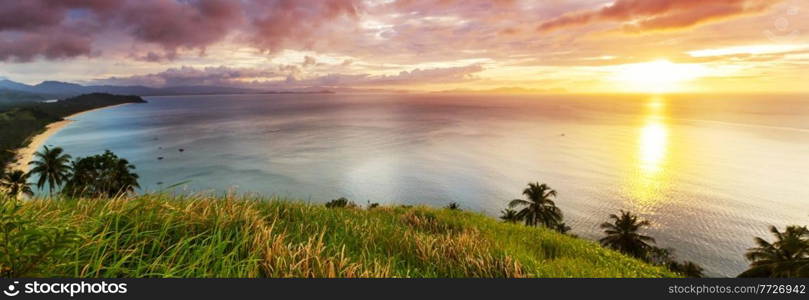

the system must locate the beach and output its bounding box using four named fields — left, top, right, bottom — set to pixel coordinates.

left=6, top=103, right=131, bottom=172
